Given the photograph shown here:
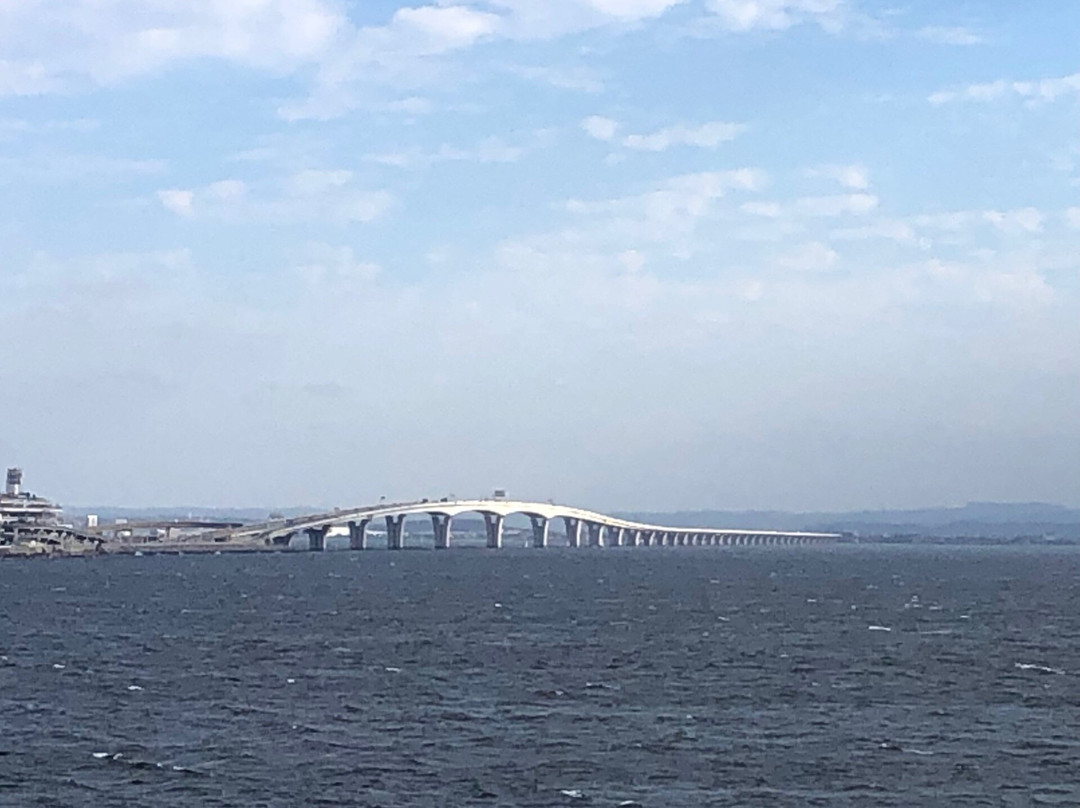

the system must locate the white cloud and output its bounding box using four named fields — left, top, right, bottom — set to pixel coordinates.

left=796, top=193, right=878, bottom=216
left=0, top=117, right=98, bottom=135
left=511, top=64, right=604, bottom=93
left=156, top=189, right=194, bottom=217
left=706, top=0, right=846, bottom=32
left=207, top=180, right=247, bottom=201
left=617, top=249, right=647, bottom=273
left=831, top=220, right=917, bottom=243
left=930, top=73, right=1080, bottom=105
left=740, top=201, right=783, bottom=218
left=622, top=121, right=744, bottom=151
left=157, top=171, right=392, bottom=224
left=807, top=163, right=869, bottom=190
left=386, top=96, right=434, bottom=115
left=570, top=169, right=765, bottom=214
left=487, top=0, right=688, bottom=38
left=288, top=169, right=353, bottom=196
left=585, top=0, right=688, bottom=20
left=366, top=131, right=548, bottom=169
left=0, top=0, right=346, bottom=94
left=1065, top=208, right=1080, bottom=230
left=0, top=0, right=834, bottom=117
left=983, top=208, right=1044, bottom=234
left=554, top=168, right=767, bottom=251
left=912, top=208, right=1045, bottom=235
left=0, top=153, right=166, bottom=183
left=582, top=115, right=619, bottom=141
left=388, top=5, right=500, bottom=53
left=913, top=259, right=1054, bottom=307
left=917, top=26, right=985, bottom=46
left=777, top=241, right=839, bottom=271
left=296, top=244, right=381, bottom=290
left=0, top=59, right=57, bottom=95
